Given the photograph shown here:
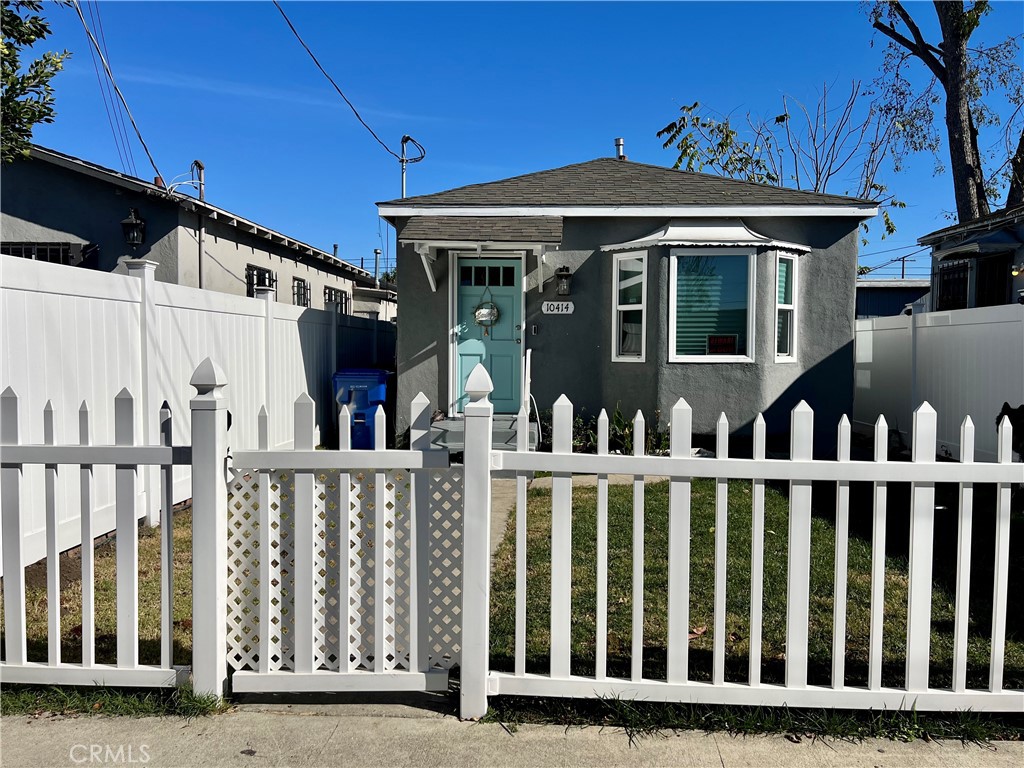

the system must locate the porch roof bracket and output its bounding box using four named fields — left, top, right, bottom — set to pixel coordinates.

left=414, top=244, right=438, bottom=293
